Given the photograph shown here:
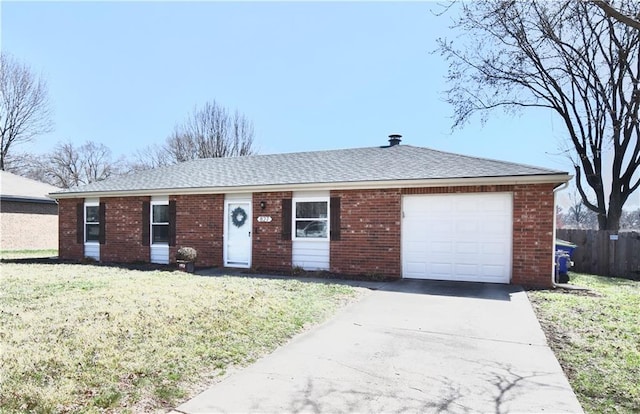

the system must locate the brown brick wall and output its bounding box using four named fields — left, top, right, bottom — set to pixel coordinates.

left=55, top=183, right=556, bottom=287
left=171, top=194, right=224, bottom=267
left=330, top=189, right=402, bottom=277
left=252, top=192, right=293, bottom=272
left=511, top=184, right=556, bottom=288
left=100, top=197, right=150, bottom=263
left=0, top=201, right=58, bottom=250
left=58, top=198, right=83, bottom=260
